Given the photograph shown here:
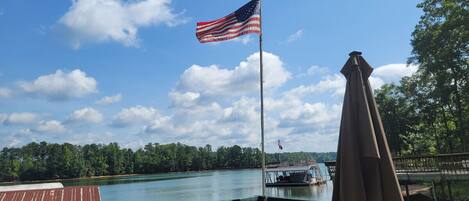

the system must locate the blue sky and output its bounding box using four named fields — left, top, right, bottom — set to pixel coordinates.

left=0, top=0, right=421, bottom=152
